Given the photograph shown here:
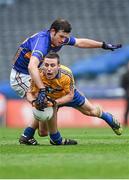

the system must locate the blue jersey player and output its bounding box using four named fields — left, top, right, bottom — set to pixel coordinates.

left=10, top=18, right=122, bottom=145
